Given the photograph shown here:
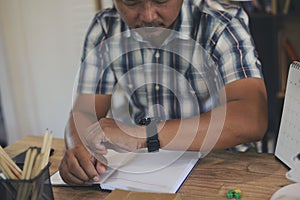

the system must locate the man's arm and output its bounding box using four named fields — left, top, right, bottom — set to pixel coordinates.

left=99, top=77, right=267, bottom=152
left=60, top=77, right=267, bottom=184
left=158, top=77, right=268, bottom=151
left=59, top=94, right=111, bottom=185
